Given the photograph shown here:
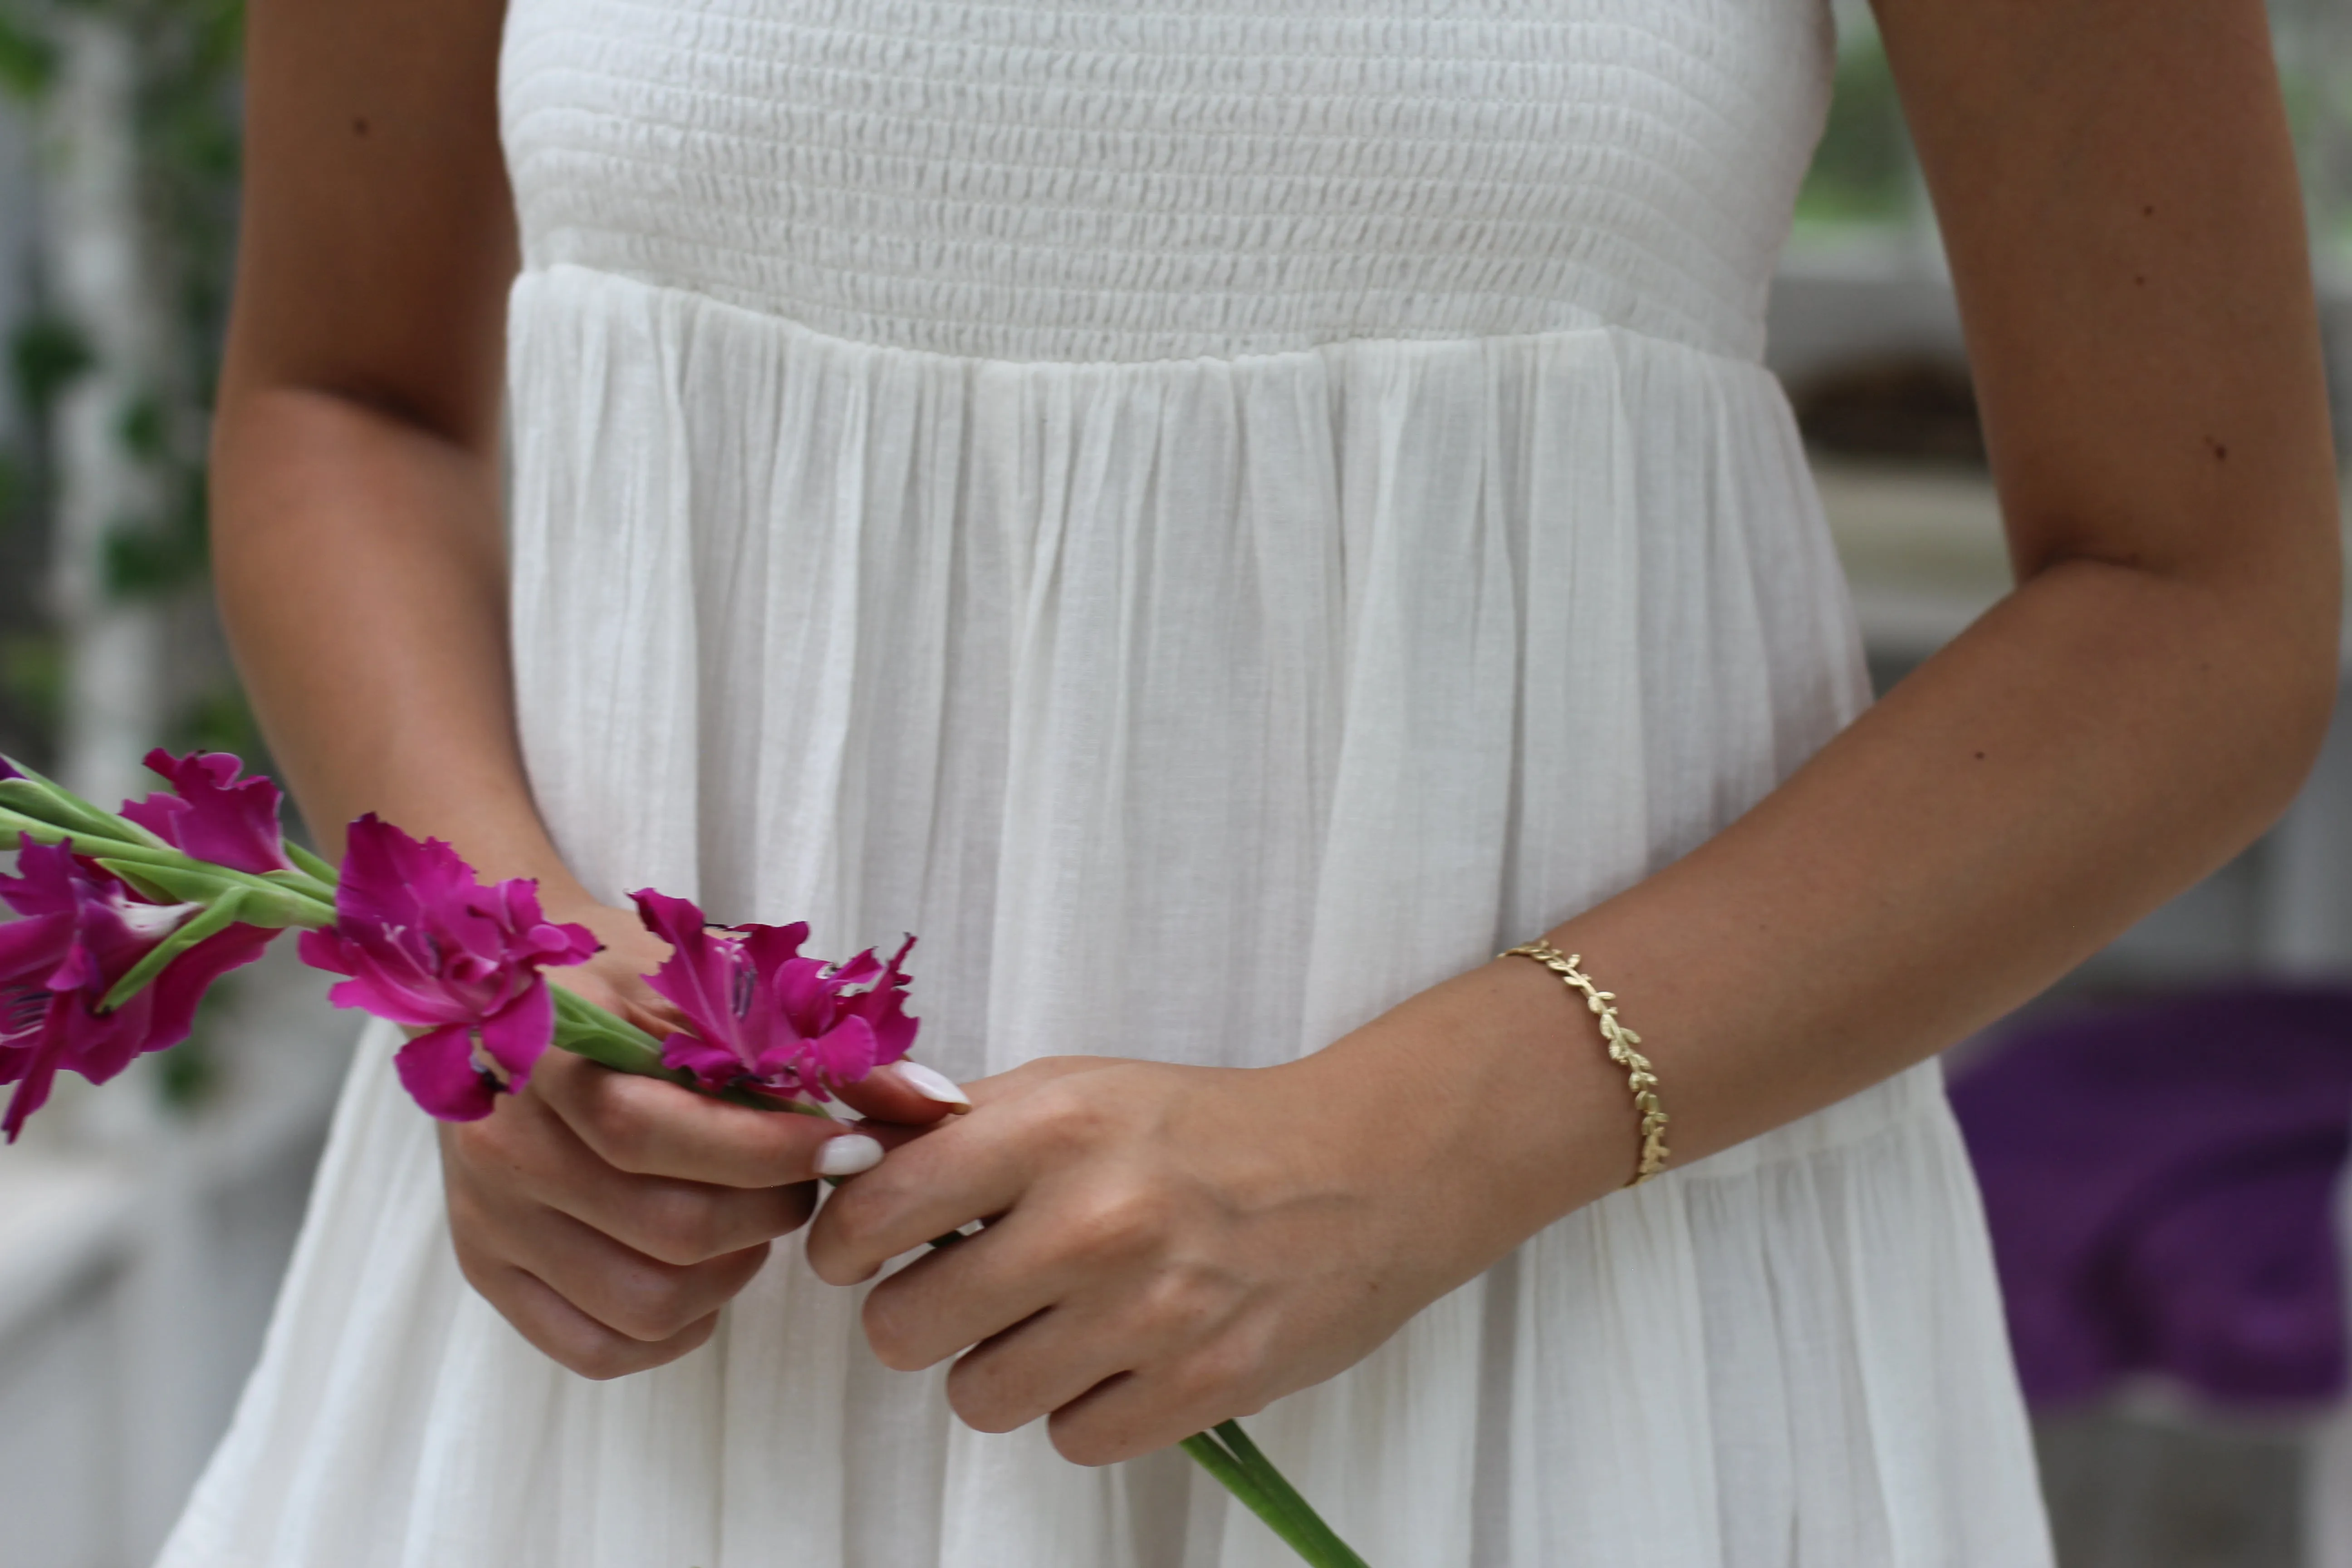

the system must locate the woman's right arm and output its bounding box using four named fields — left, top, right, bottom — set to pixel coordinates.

left=219, top=0, right=540, bottom=878
left=224, top=0, right=953, bottom=1377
